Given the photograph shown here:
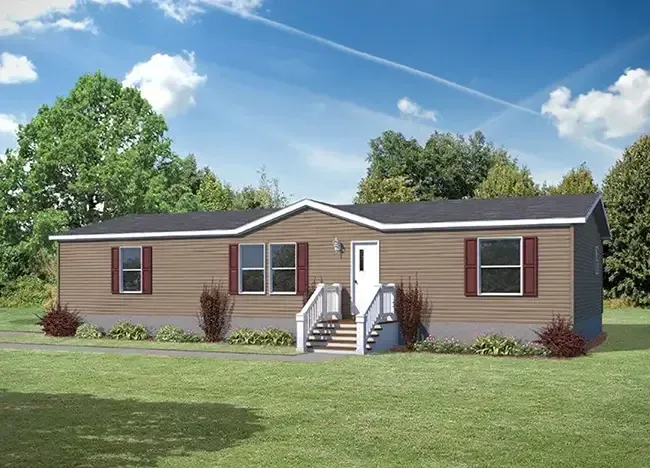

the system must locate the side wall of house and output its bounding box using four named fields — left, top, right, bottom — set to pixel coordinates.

left=572, top=215, right=604, bottom=340
left=59, top=209, right=573, bottom=341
